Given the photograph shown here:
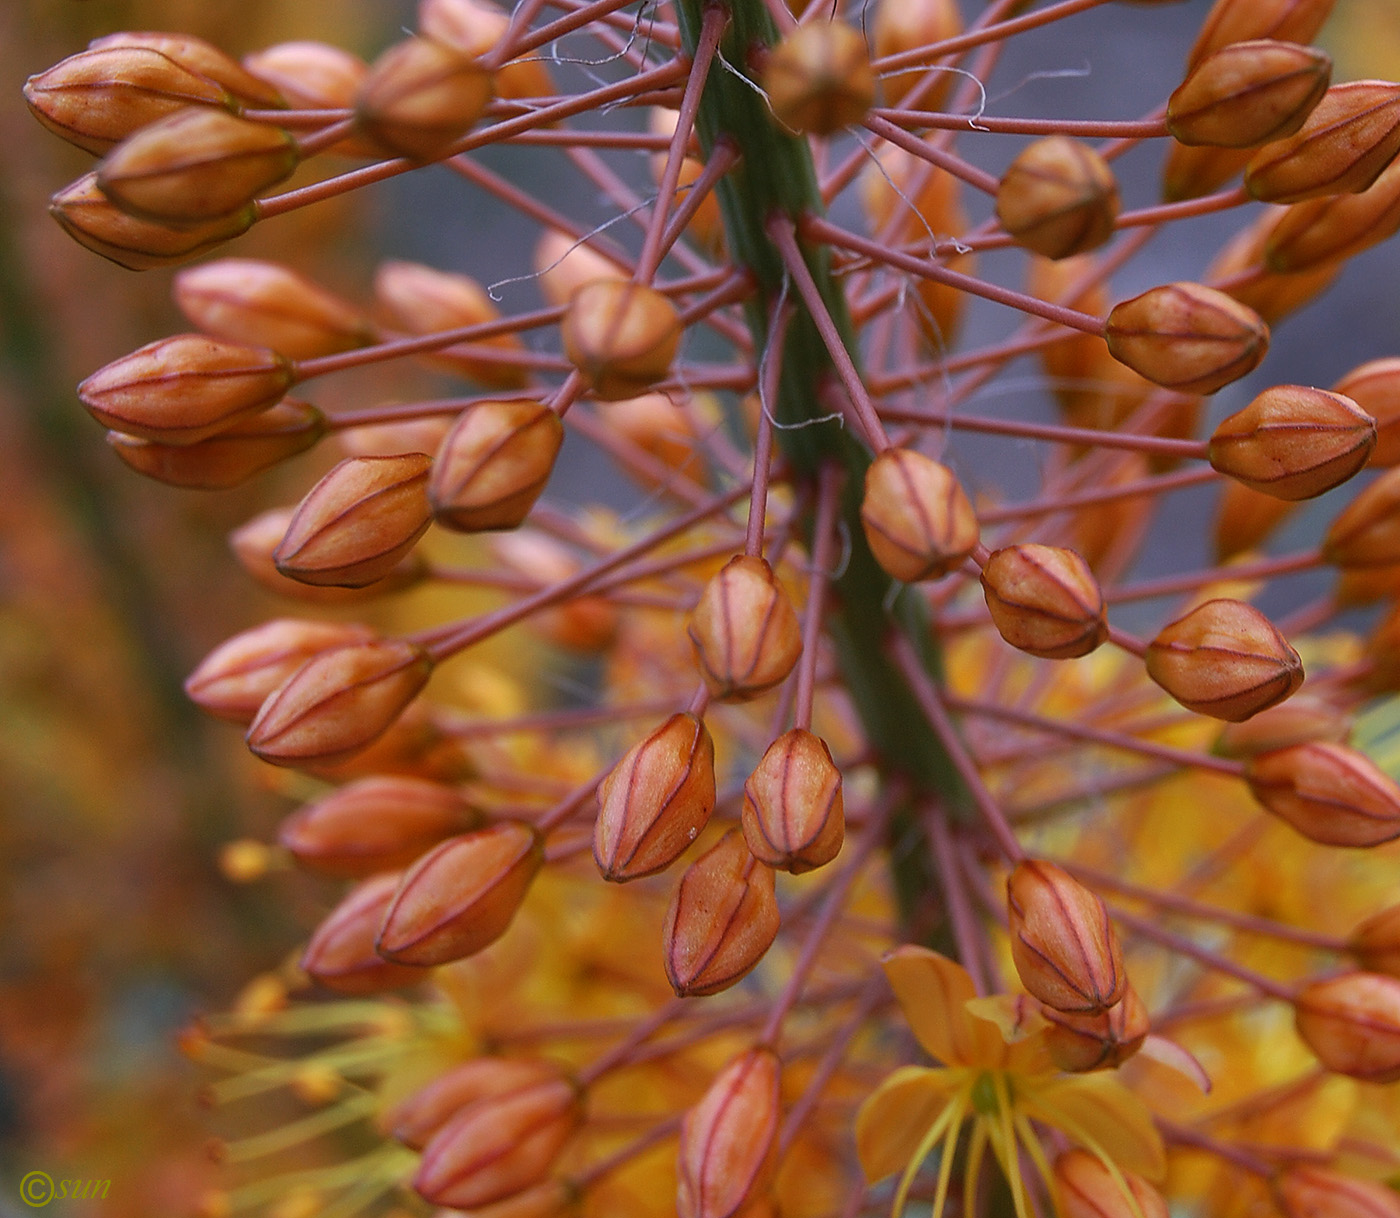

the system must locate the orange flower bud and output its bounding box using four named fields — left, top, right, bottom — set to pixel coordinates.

left=1265, top=160, right=1400, bottom=273
left=677, top=1046, right=781, bottom=1218
left=1146, top=598, right=1303, bottom=722
left=300, top=872, right=426, bottom=995
left=1214, top=692, right=1350, bottom=757
left=594, top=713, right=716, bottom=881
left=688, top=556, right=802, bottom=701
left=1168, top=40, right=1331, bottom=149
left=1187, top=0, right=1339, bottom=72
left=1207, top=384, right=1375, bottom=499
left=742, top=729, right=844, bottom=874
left=534, top=230, right=627, bottom=309
left=79, top=334, right=293, bottom=446
left=376, top=822, right=543, bottom=965
left=1245, top=742, right=1400, bottom=846
left=1246, top=81, right=1400, bottom=204
left=995, top=137, right=1120, bottom=260
left=1007, top=860, right=1126, bottom=1014
left=762, top=22, right=875, bottom=136
left=274, top=454, right=433, bottom=588
left=603, top=392, right=709, bottom=489
left=246, top=638, right=435, bottom=767
left=1337, top=564, right=1400, bottom=609
left=1276, top=1166, right=1400, bottom=1218
left=1105, top=282, right=1269, bottom=395
left=184, top=618, right=377, bottom=724
left=664, top=830, right=780, bottom=997
left=96, top=109, right=299, bottom=223
left=429, top=400, right=563, bottom=532
left=89, top=31, right=286, bottom=108
left=1207, top=211, right=1343, bottom=324
left=980, top=544, right=1108, bottom=659
left=1042, top=986, right=1149, bottom=1072
left=243, top=41, right=367, bottom=109
left=1054, top=1148, right=1168, bottom=1218
left=388, top=1057, right=564, bottom=1150
left=1294, top=972, right=1400, bottom=1082
left=491, top=531, right=620, bottom=653
left=872, top=0, right=960, bottom=110
left=421, top=0, right=557, bottom=104
left=860, top=447, right=979, bottom=582
left=1162, top=142, right=1254, bottom=202
left=1350, top=905, right=1400, bottom=979
left=1332, top=358, right=1400, bottom=467
left=355, top=36, right=493, bottom=161
left=562, top=281, right=682, bottom=401
left=1215, top=478, right=1298, bottom=561
left=1324, top=467, right=1400, bottom=567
